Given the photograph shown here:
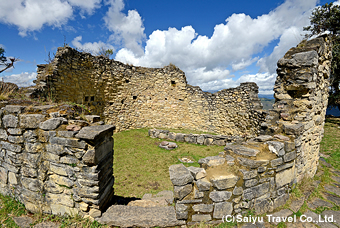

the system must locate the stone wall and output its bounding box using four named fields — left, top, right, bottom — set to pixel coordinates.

left=34, top=47, right=264, bottom=137
left=0, top=104, right=114, bottom=218
left=261, top=35, right=332, bottom=181
left=168, top=35, right=332, bottom=223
